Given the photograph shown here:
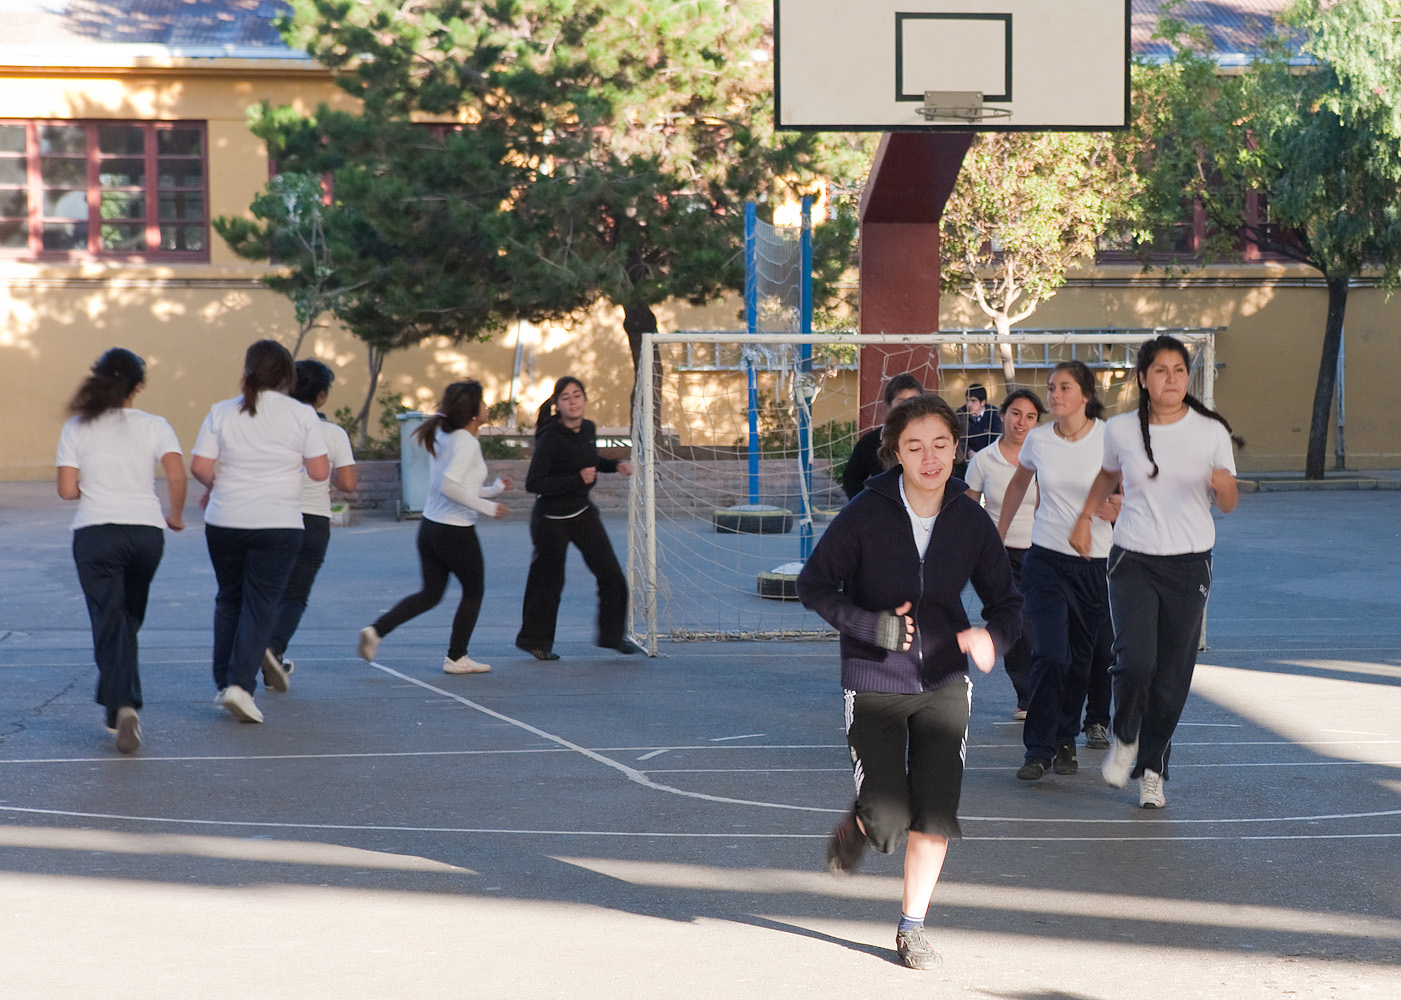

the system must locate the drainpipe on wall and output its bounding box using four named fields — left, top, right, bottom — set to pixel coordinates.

left=1334, top=325, right=1346, bottom=471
